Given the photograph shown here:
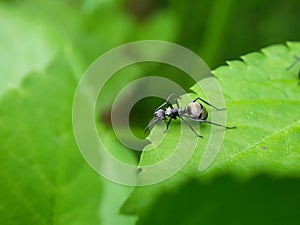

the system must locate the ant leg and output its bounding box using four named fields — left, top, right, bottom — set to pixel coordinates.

left=193, top=97, right=225, bottom=111
left=175, top=98, right=181, bottom=108
left=155, top=101, right=171, bottom=112
left=144, top=117, right=160, bottom=133
left=180, top=116, right=203, bottom=138
left=166, top=93, right=179, bottom=102
left=189, top=117, right=236, bottom=129
left=164, top=118, right=172, bottom=133
left=287, top=55, right=300, bottom=70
